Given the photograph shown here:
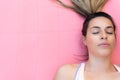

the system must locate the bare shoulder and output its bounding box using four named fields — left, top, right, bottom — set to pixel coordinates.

left=102, top=72, right=120, bottom=80
left=54, top=64, right=79, bottom=80
left=111, top=72, right=120, bottom=80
